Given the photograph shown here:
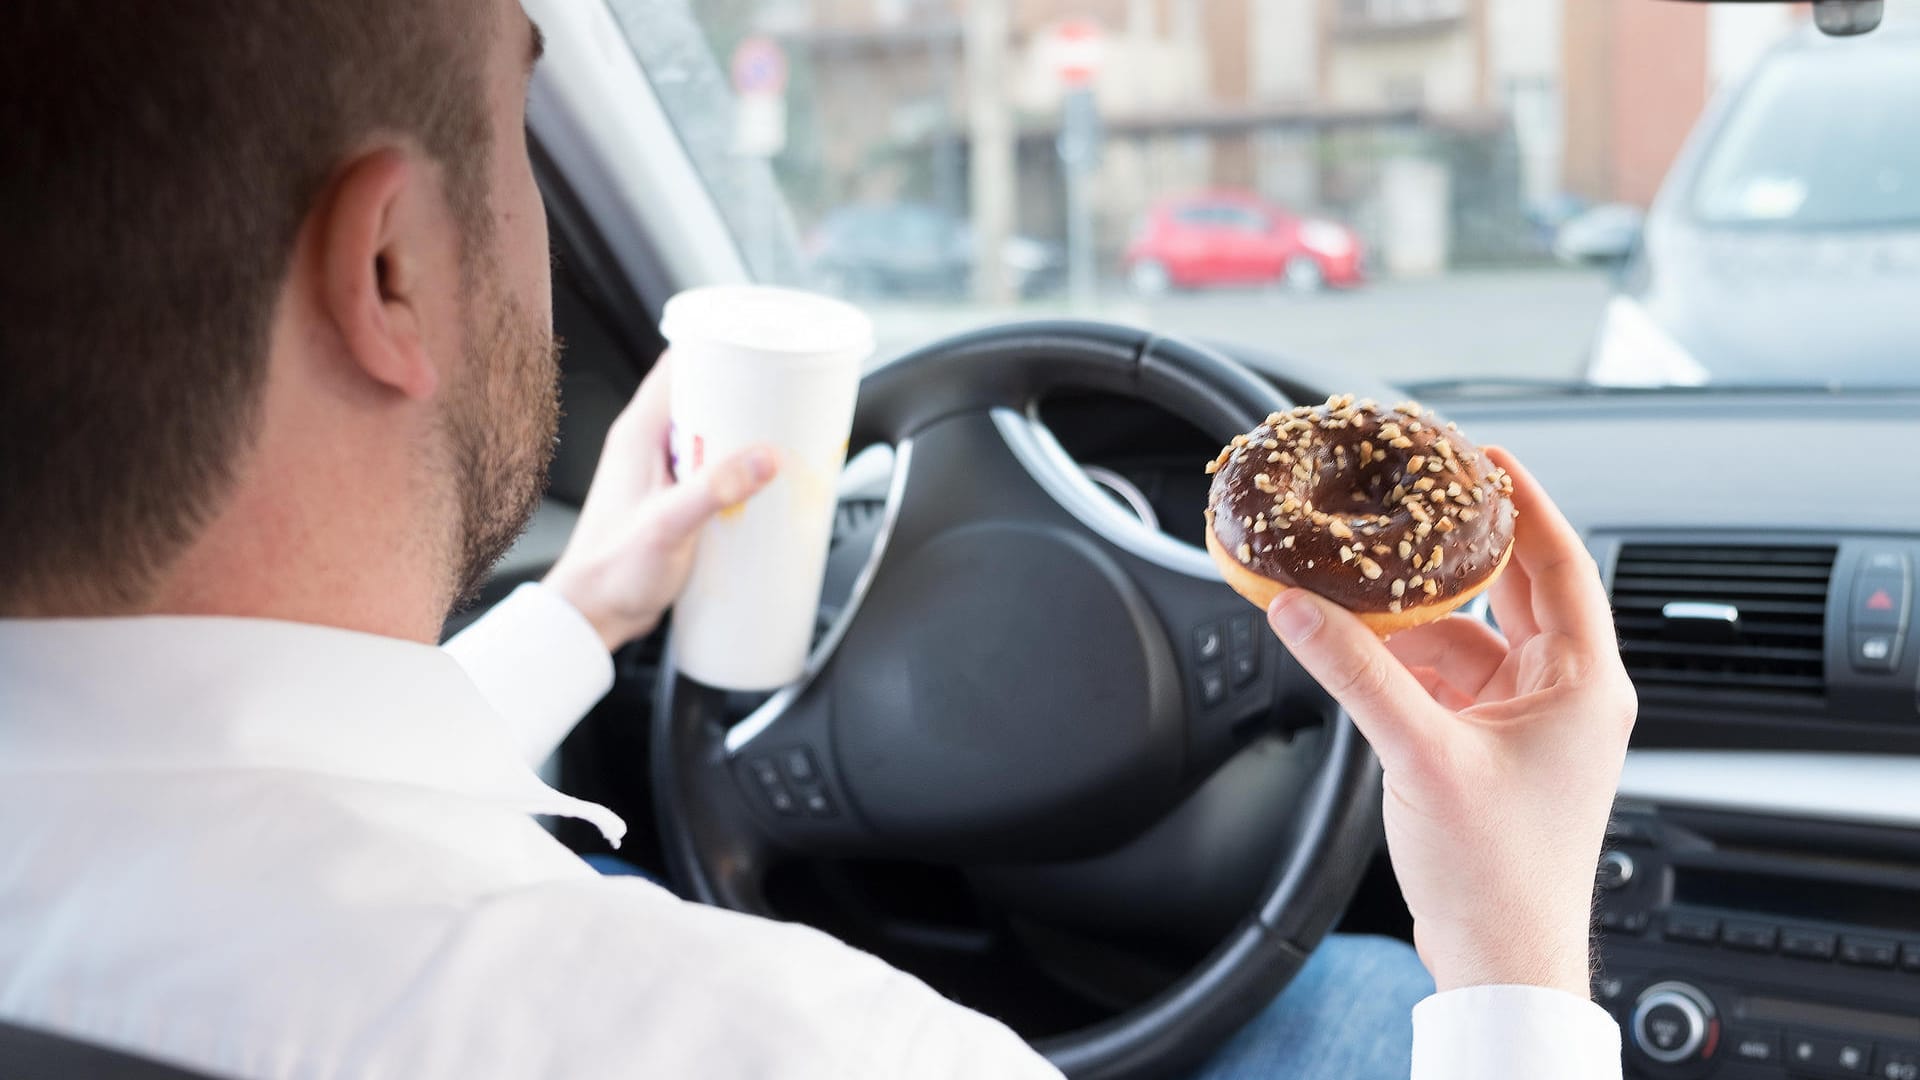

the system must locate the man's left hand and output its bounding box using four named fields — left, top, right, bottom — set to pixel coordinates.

left=544, top=354, right=777, bottom=651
